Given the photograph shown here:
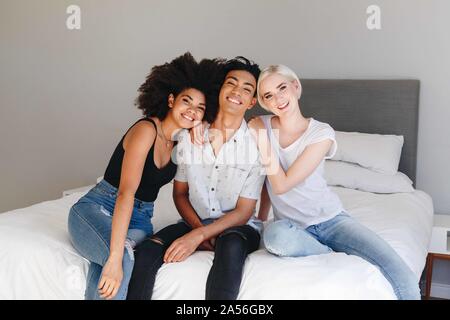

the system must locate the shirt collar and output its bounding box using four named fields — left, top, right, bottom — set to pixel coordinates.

left=205, top=119, right=248, bottom=143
